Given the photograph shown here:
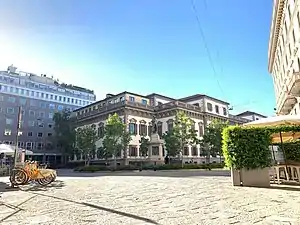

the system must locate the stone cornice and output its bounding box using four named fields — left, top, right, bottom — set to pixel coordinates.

left=268, top=0, right=285, bottom=73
